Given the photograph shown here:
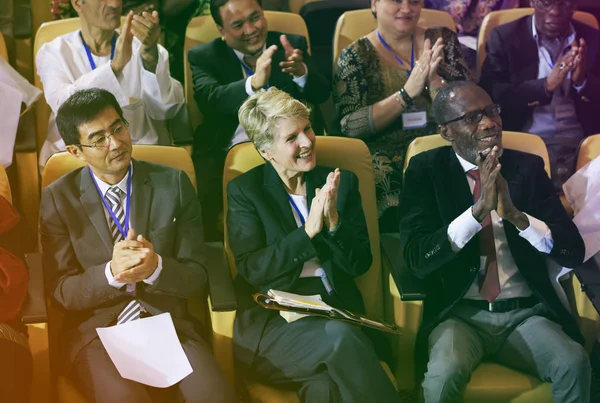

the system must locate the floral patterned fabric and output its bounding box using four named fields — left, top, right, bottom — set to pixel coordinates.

left=333, top=27, right=470, bottom=232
